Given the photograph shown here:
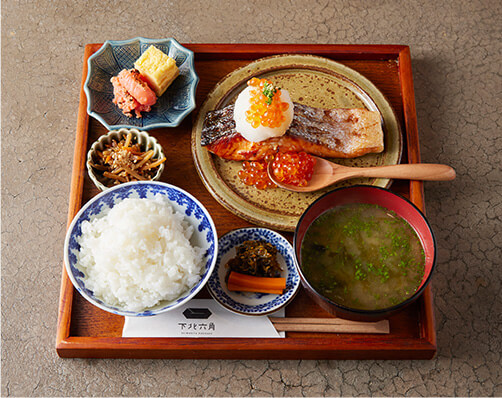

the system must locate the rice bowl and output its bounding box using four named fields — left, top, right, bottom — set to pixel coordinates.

left=77, top=196, right=204, bottom=312
left=64, top=181, right=218, bottom=316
